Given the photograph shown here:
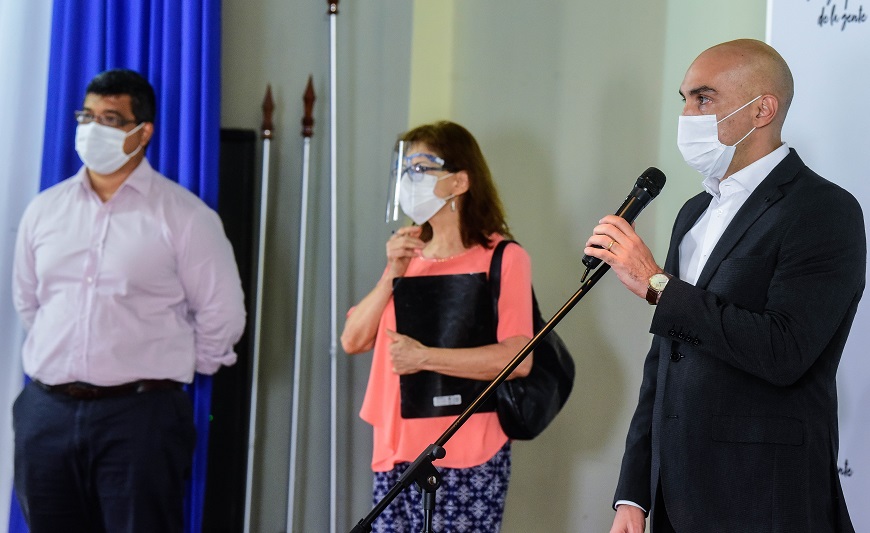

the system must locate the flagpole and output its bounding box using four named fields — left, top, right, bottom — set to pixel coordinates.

left=327, top=2, right=340, bottom=533
left=286, top=76, right=316, bottom=533
left=243, top=84, right=274, bottom=533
